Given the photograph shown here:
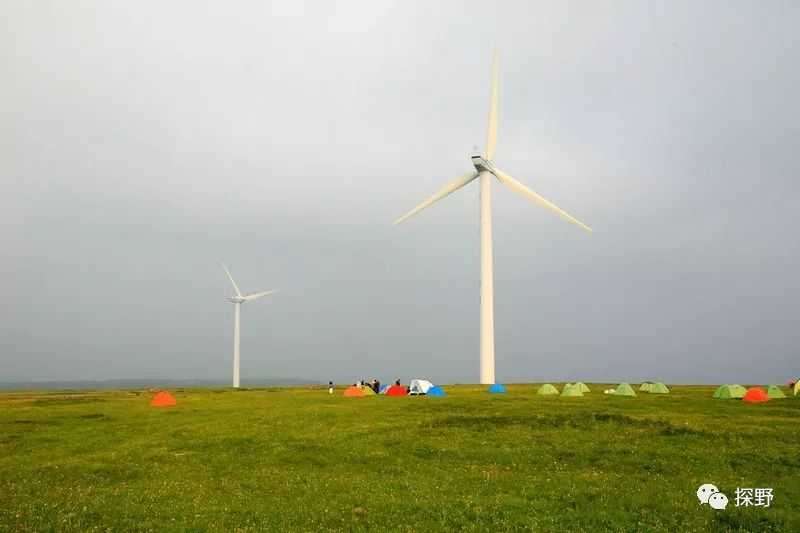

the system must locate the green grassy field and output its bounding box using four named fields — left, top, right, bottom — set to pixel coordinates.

left=1, top=384, right=798, bottom=531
